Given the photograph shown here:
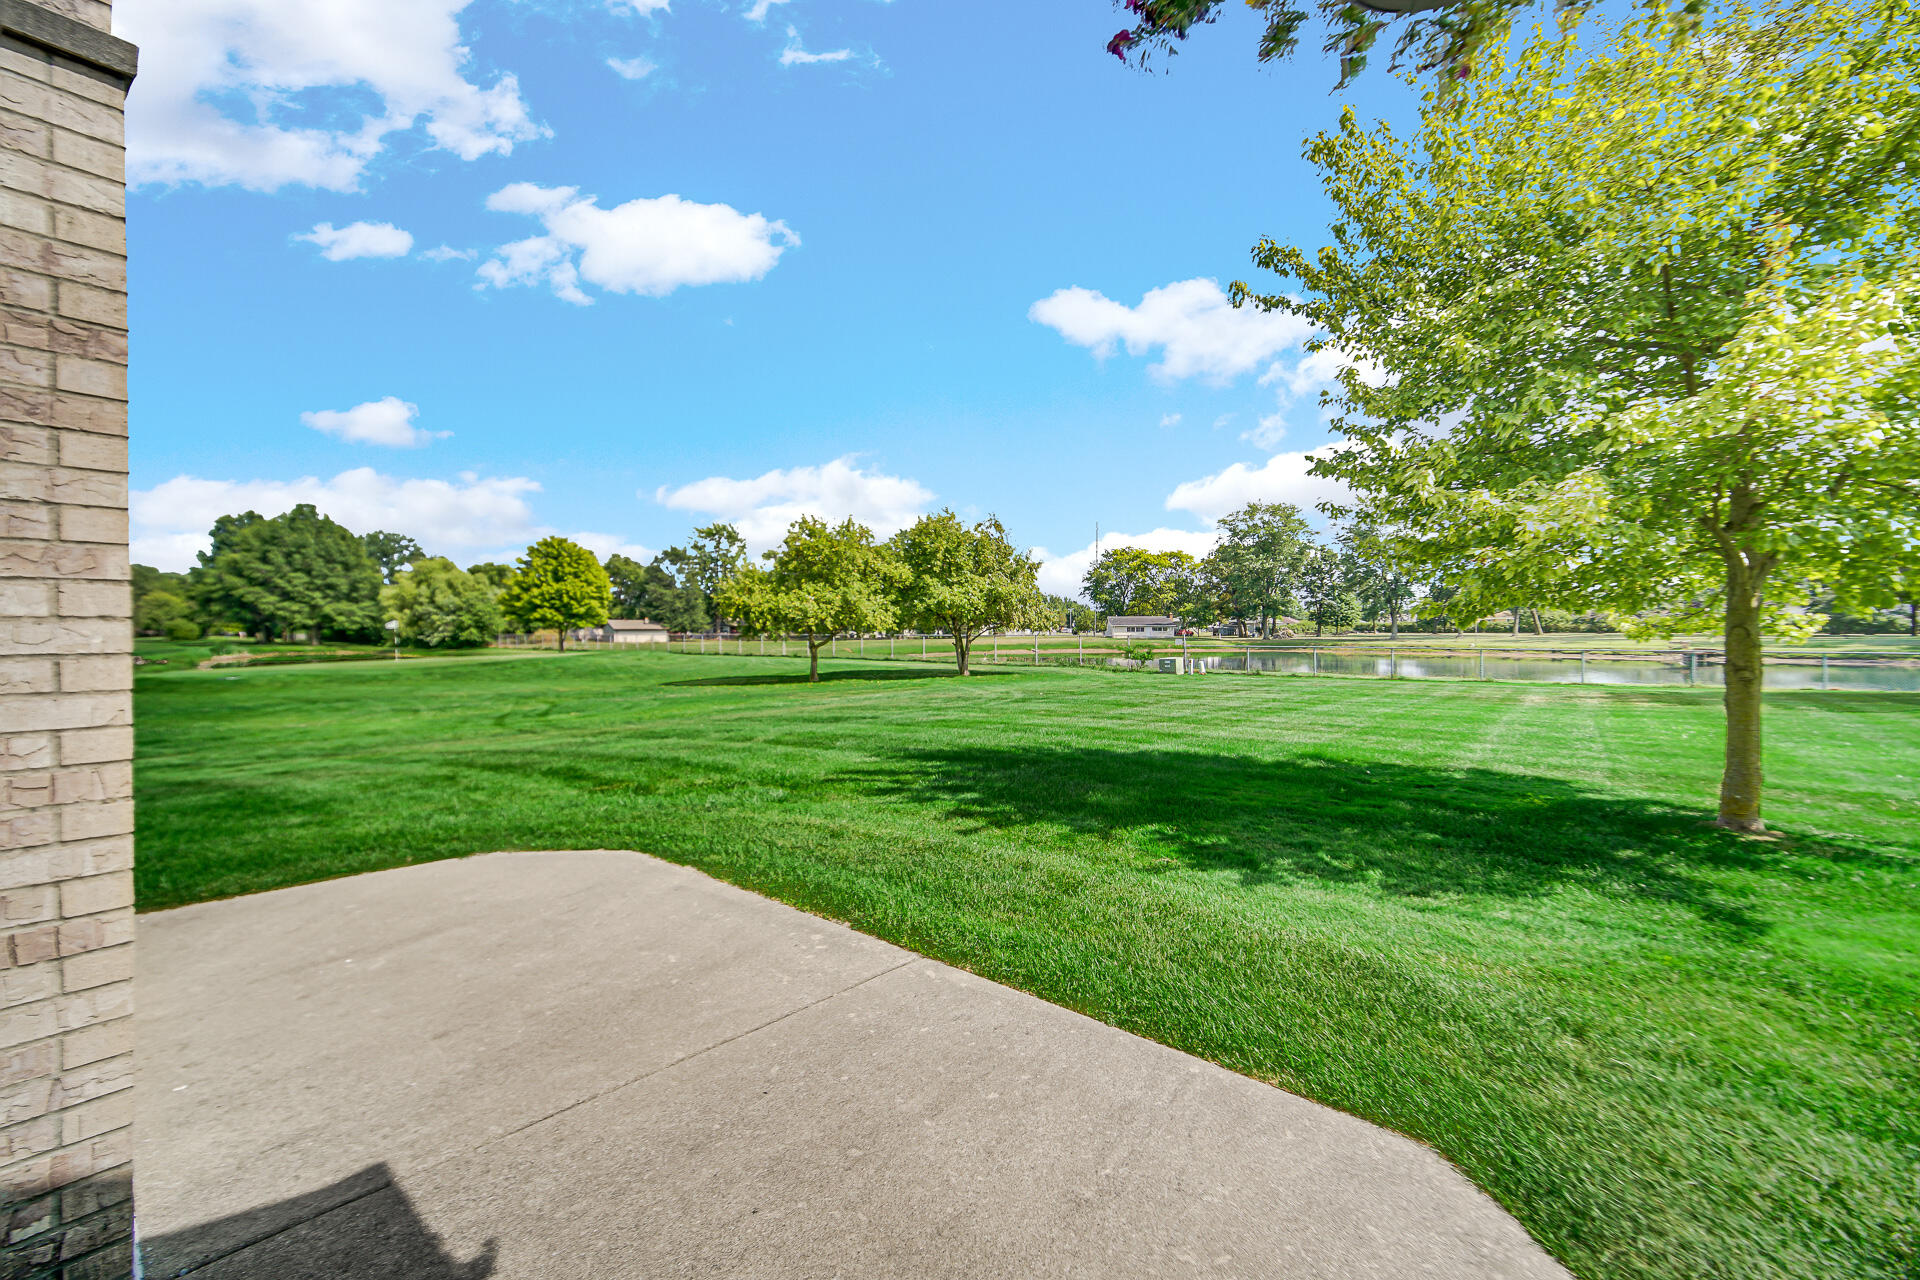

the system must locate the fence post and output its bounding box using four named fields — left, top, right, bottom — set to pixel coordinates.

left=1580, top=651, right=1588, bottom=684
left=1078, top=634, right=1083, bottom=666
left=1246, top=644, right=1252, bottom=674
left=1688, top=650, right=1696, bottom=685
left=1312, top=646, right=1318, bottom=676
left=993, top=635, right=998, bottom=662
left=1034, top=636, right=1040, bottom=665
left=1822, top=654, right=1829, bottom=690
left=1479, top=648, right=1485, bottom=680
left=1389, top=647, right=1395, bottom=678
